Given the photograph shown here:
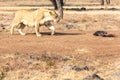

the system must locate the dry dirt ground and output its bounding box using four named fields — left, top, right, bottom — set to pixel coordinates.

left=0, top=6, right=120, bottom=80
